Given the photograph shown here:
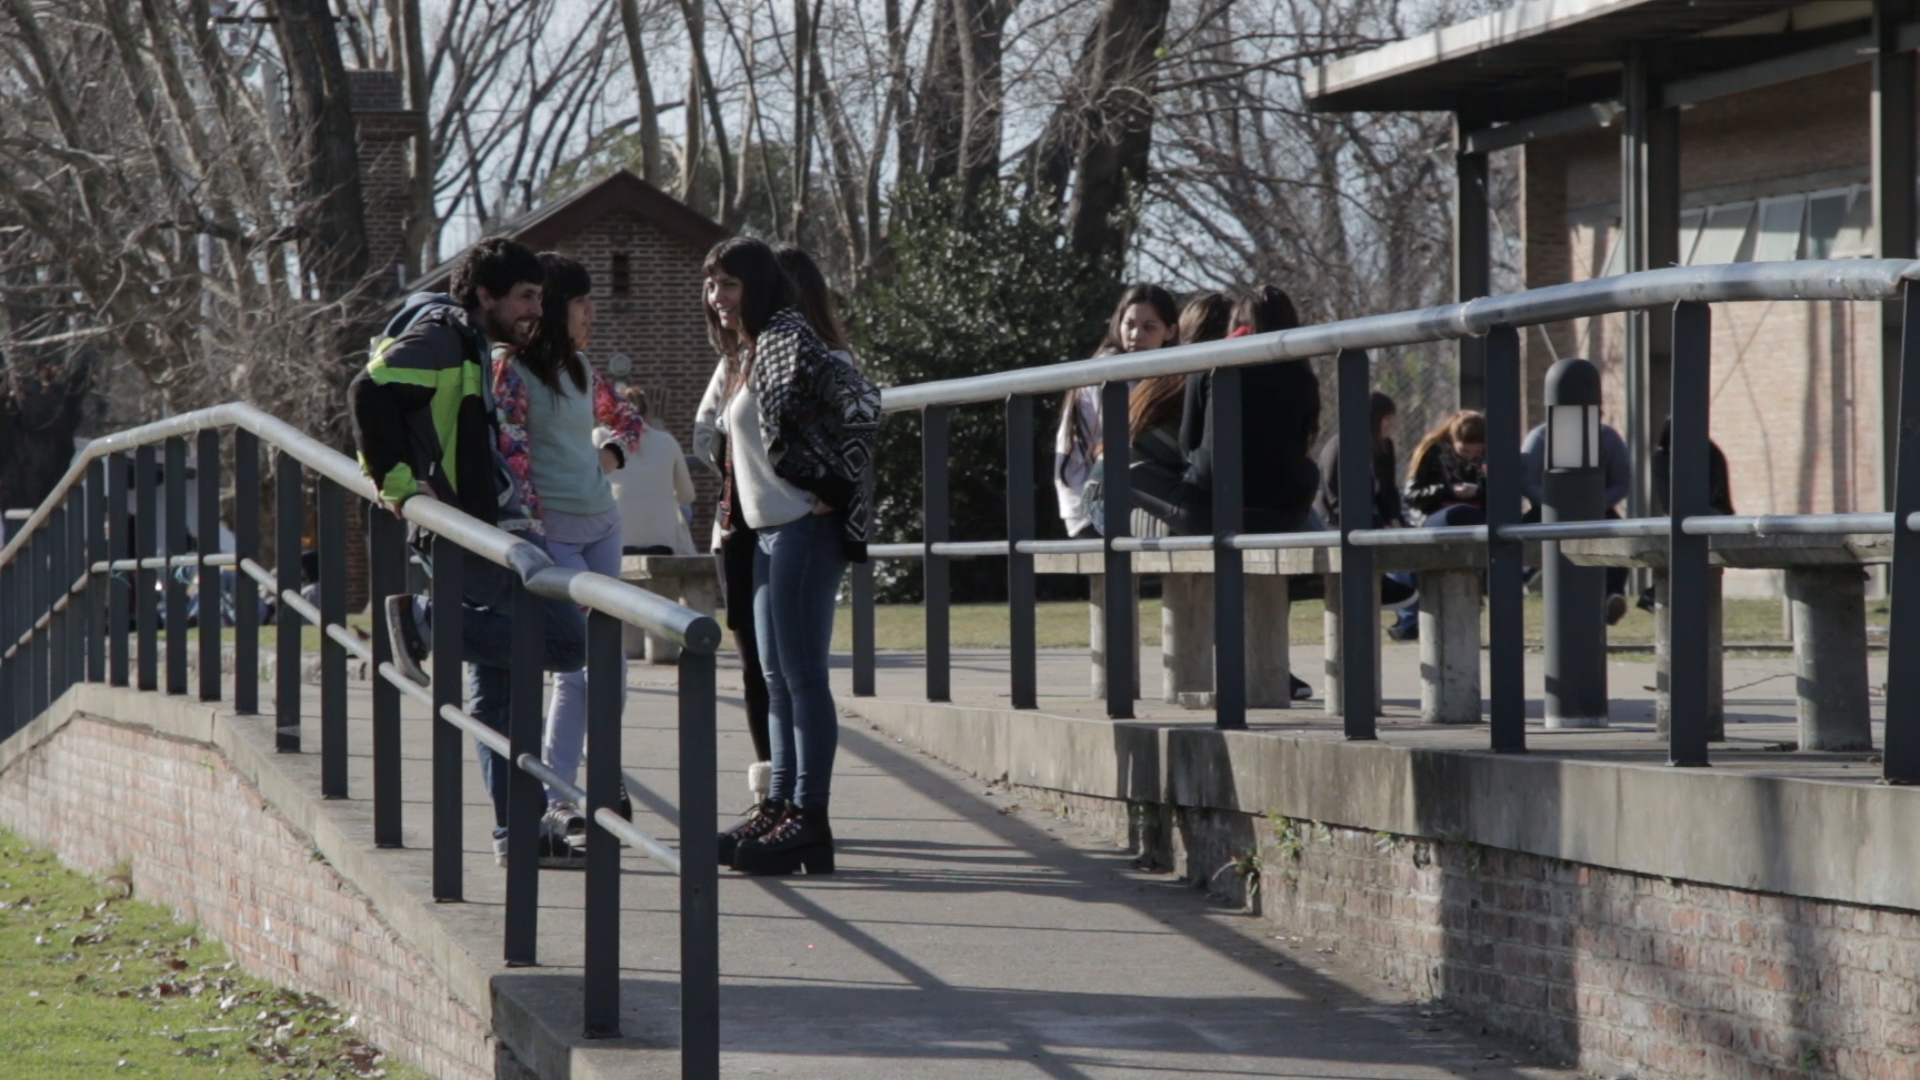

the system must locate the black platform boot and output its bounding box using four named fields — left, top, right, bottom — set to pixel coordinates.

left=718, top=800, right=789, bottom=867
left=732, top=804, right=833, bottom=875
